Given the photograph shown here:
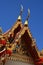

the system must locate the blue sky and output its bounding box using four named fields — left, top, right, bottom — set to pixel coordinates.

left=0, top=0, right=43, bottom=50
